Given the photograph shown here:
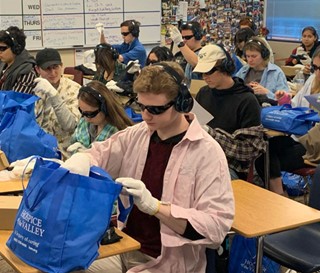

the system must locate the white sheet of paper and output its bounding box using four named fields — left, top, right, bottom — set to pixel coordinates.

left=191, top=99, right=214, bottom=125
left=304, top=94, right=320, bottom=112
